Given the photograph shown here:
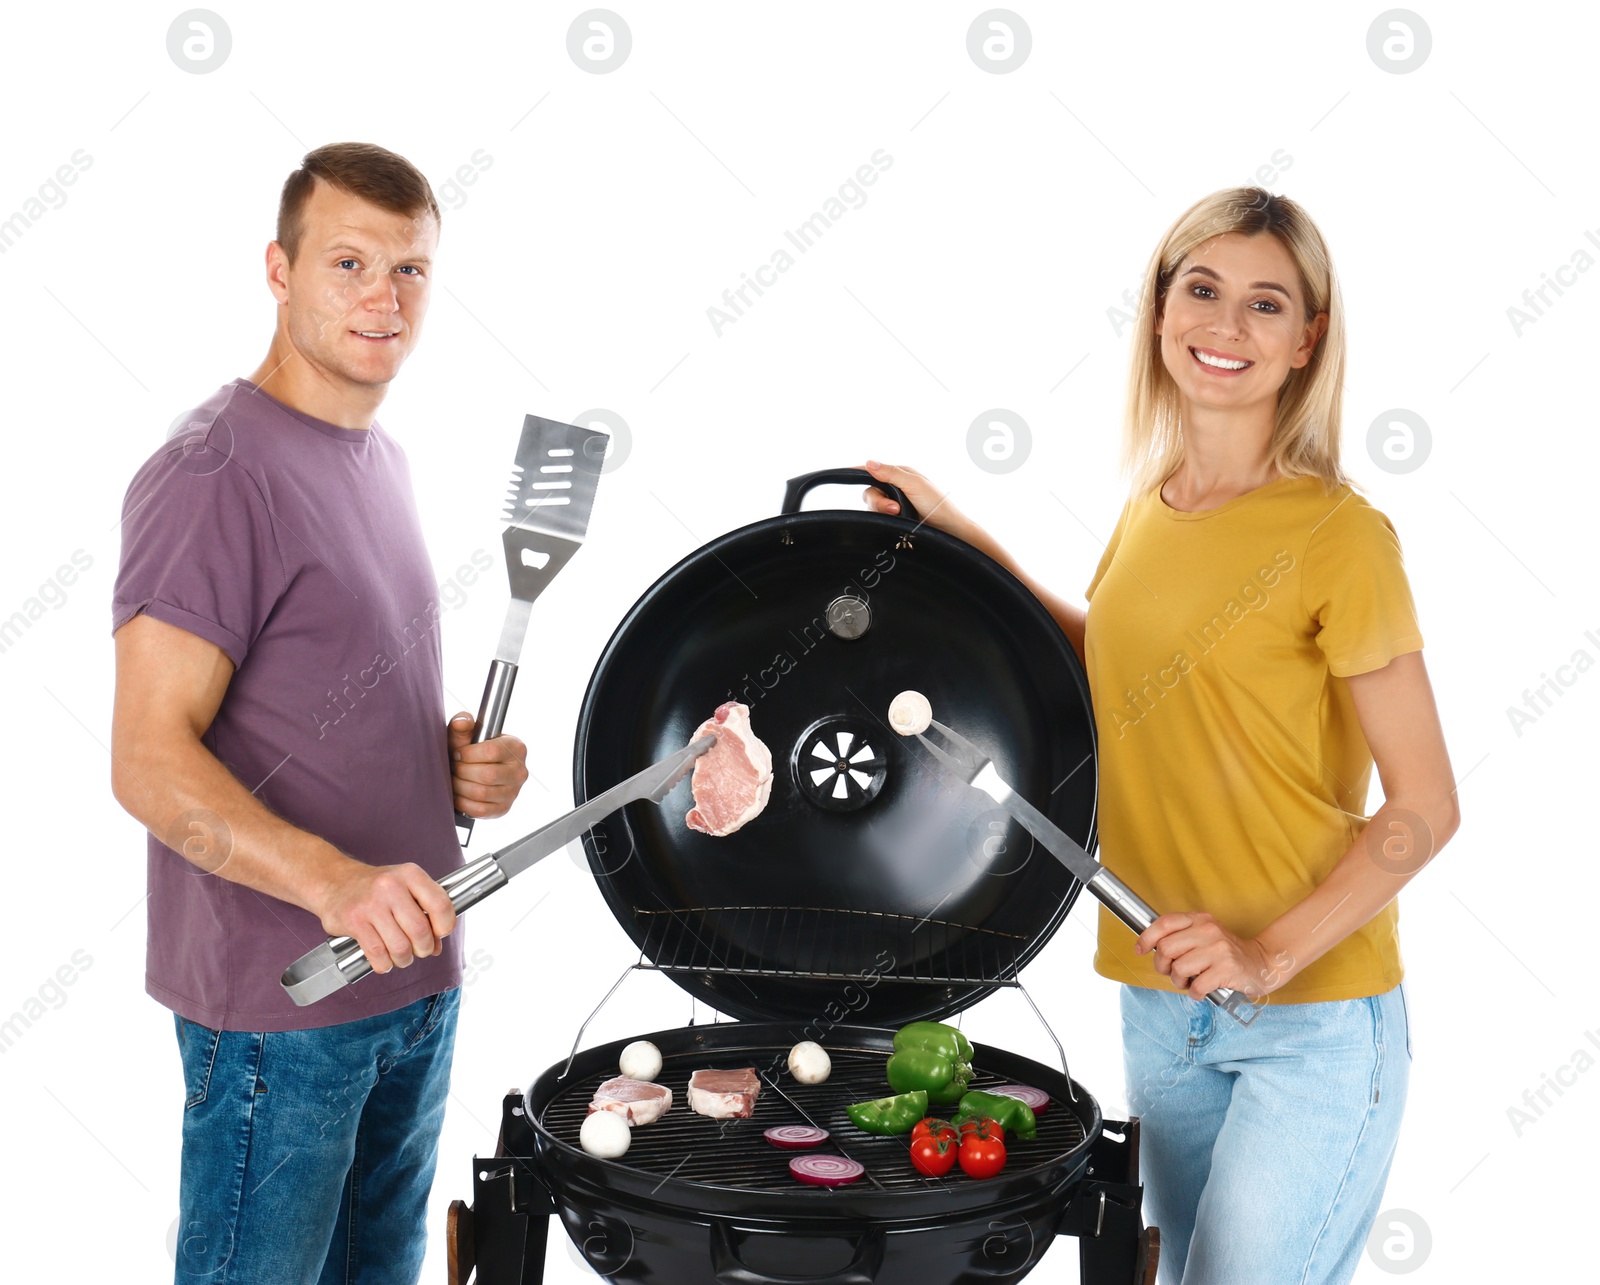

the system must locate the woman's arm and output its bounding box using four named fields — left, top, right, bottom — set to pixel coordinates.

left=1135, top=650, right=1461, bottom=1000
left=861, top=460, right=1088, bottom=663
